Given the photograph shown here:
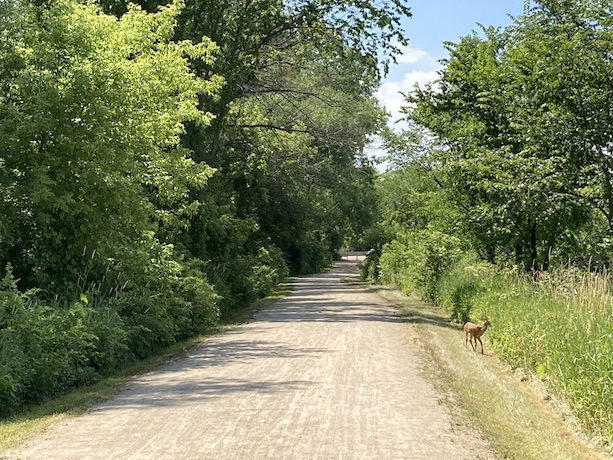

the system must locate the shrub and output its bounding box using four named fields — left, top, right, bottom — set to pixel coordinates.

left=439, top=260, right=494, bottom=323
left=108, top=236, right=219, bottom=359
left=0, top=266, right=114, bottom=415
left=250, top=246, right=289, bottom=298
left=0, top=232, right=222, bottom=415
left=379, top=229, right=464, bottom=300
left=359, top=248, right=381, bottom=282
